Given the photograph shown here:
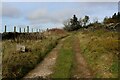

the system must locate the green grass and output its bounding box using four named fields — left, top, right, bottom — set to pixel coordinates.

left=2, top=32, right=67, bottom=79
left=2, top=28, right=119, bottom=79
left=77, top=29, right=119, bottom=78
left=51, top=36, right=74, bottom=79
